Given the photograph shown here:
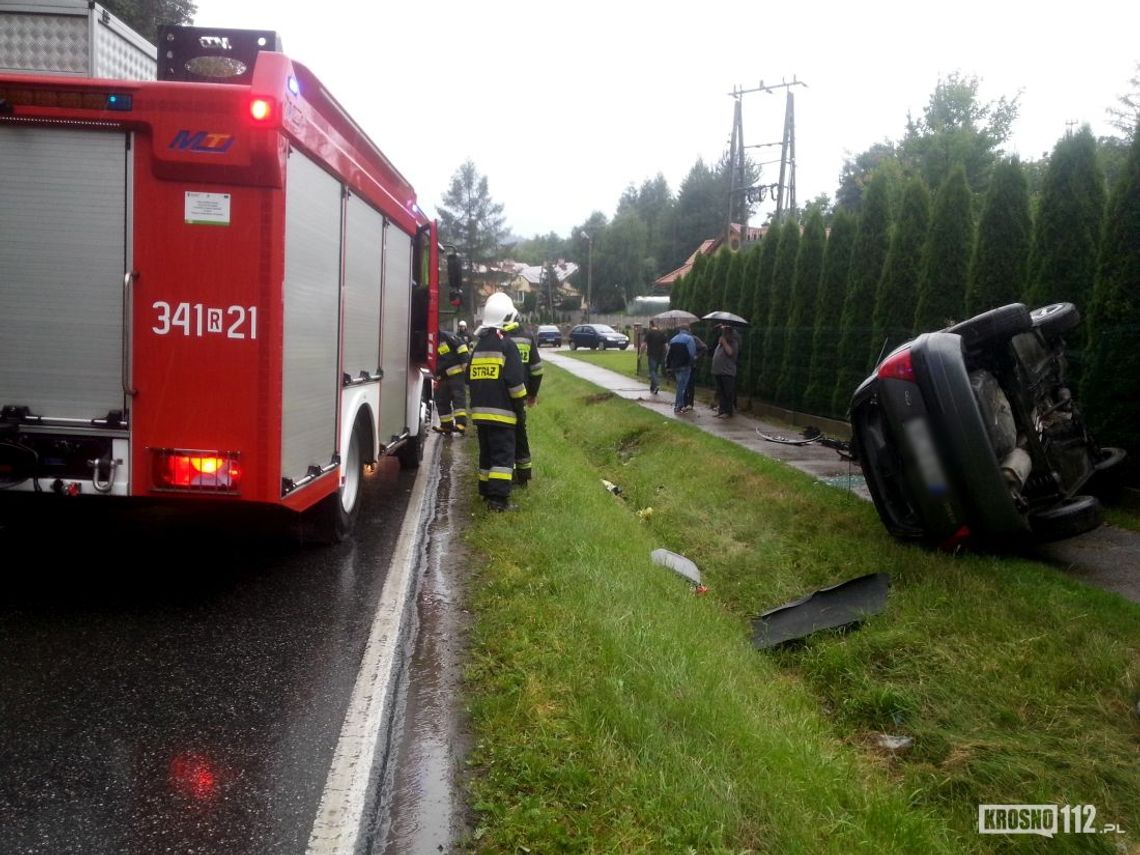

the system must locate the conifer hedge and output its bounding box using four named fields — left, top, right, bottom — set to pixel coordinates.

left=776, top=210, right=826, bottom=409
left=804, top=210, right=856, bottom=417
left=872, top=177, right=930, bottom=354
left=913, top=165, right=973, bottom=332
left=966, top=157, right=1031, bottom=315
left=761, top=222, right=800, bottom=400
